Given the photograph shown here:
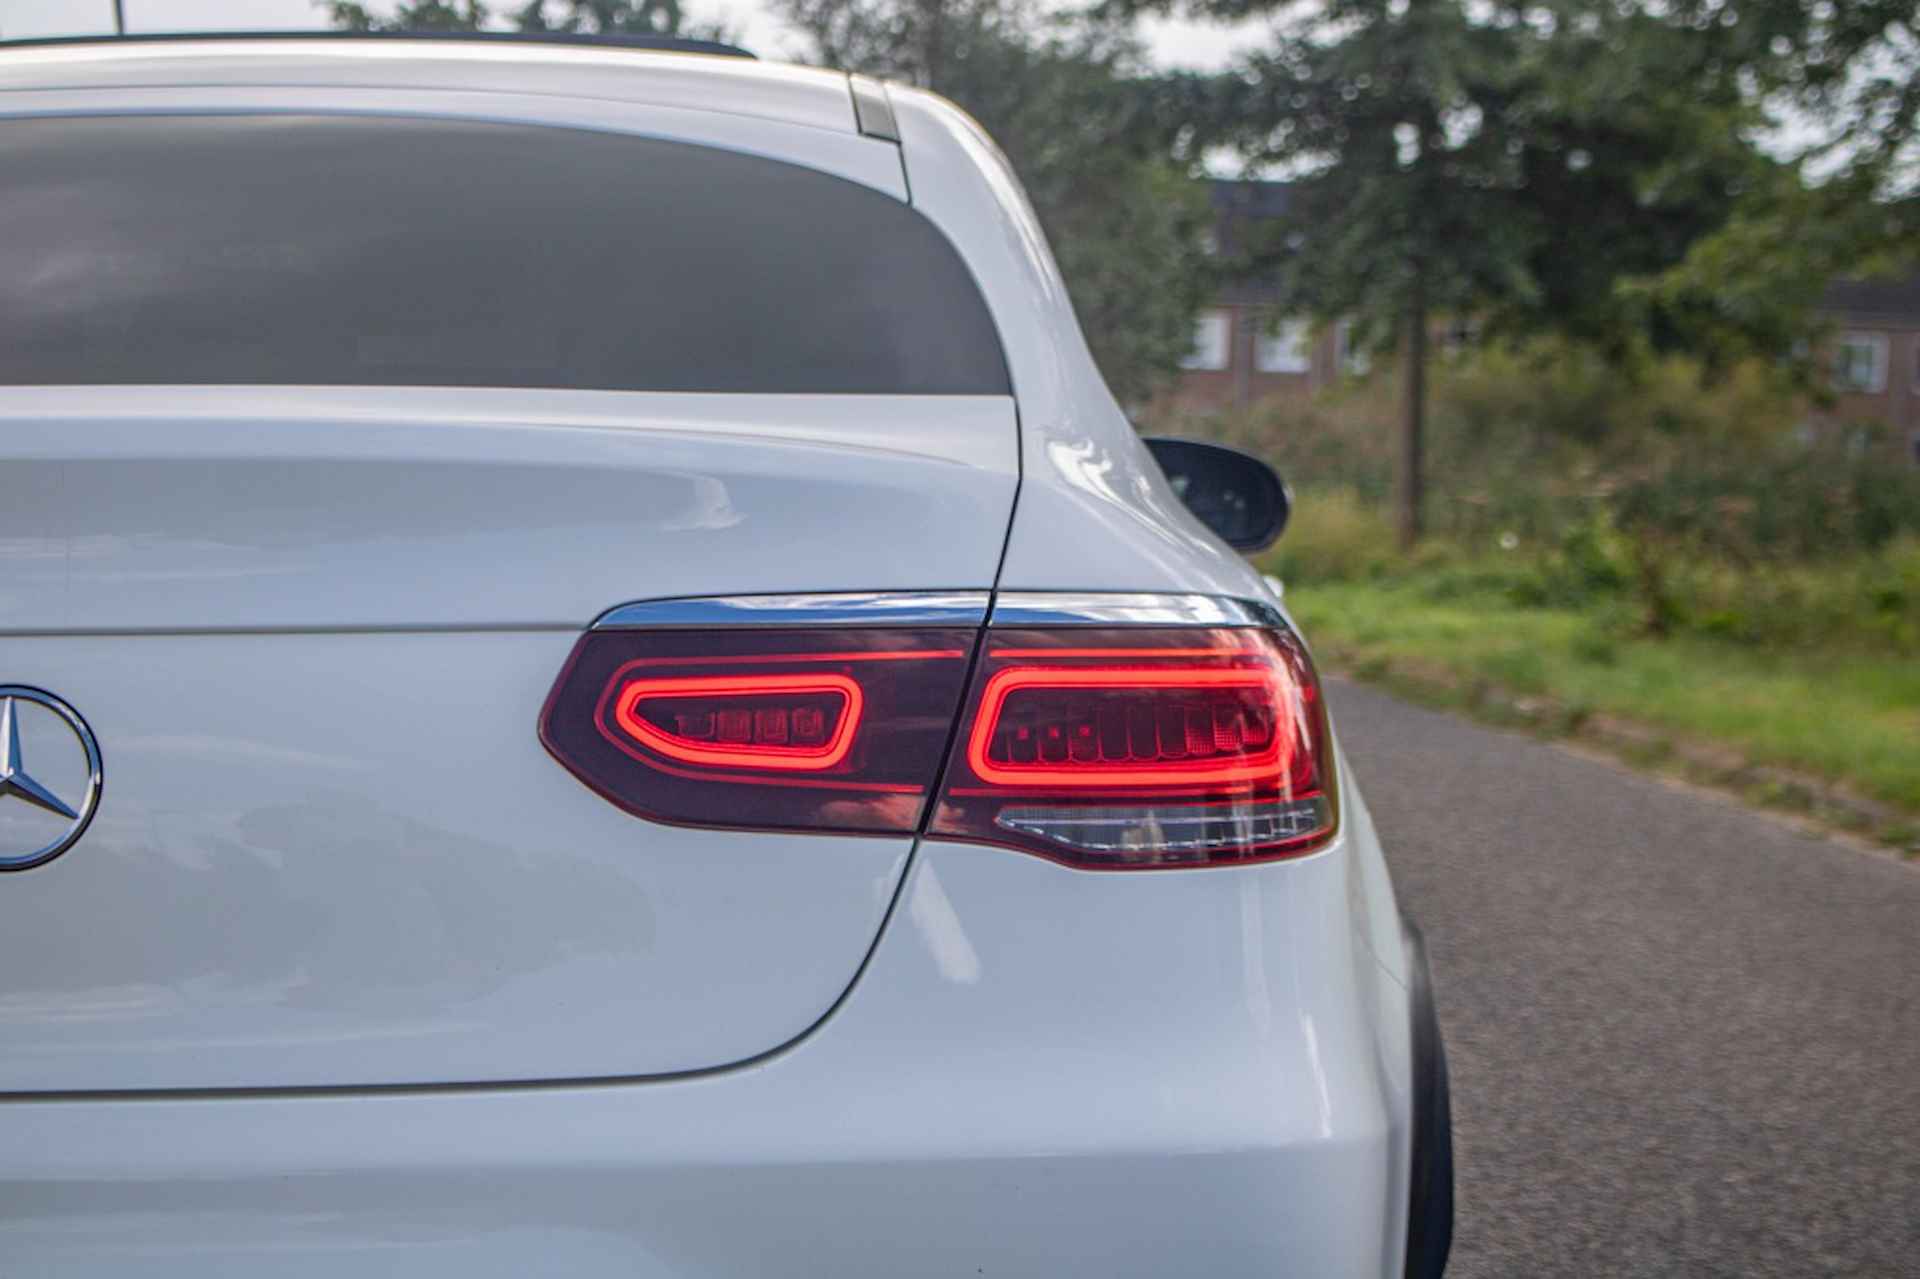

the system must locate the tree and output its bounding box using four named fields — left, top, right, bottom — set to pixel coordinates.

left=1632, top=0, right=1920, bottom=362
left=1121, top=0, right=1777, bottom=546
left=1201, top=0, right=1534, bottom=546
left=1668, top=0, right=1919, bottom=194
left=510, top=0, right=710, bottom=35
left=326, top=0, right=487, bottom=28
left=776, top=0, right=1220, bottom=406
left=325, top=0, right=729, bottom=40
